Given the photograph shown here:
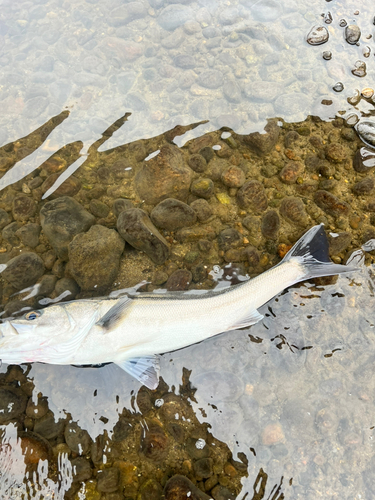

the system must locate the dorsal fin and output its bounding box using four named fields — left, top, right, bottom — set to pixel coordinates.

left=96, top=297, right=133, bottom=330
